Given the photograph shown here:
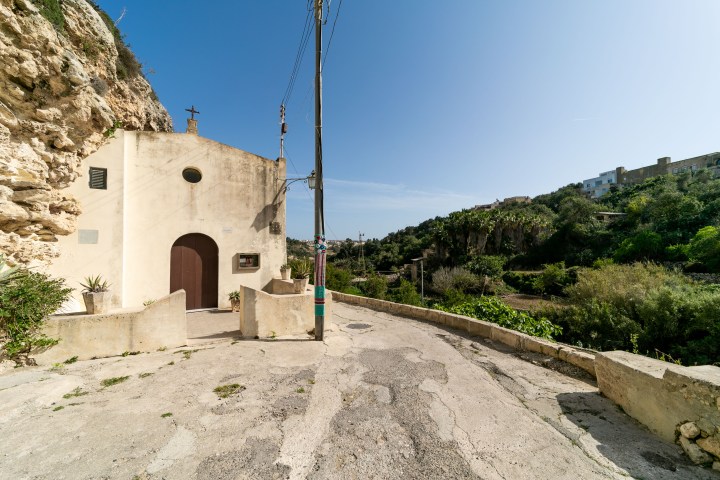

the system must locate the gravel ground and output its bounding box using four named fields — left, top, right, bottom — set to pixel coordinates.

left=0, top=303, right=716, bottom=480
